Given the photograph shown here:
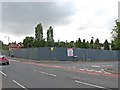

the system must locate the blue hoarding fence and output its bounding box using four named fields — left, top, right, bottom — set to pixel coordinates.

left=3, top=47, right=119, bottom=61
